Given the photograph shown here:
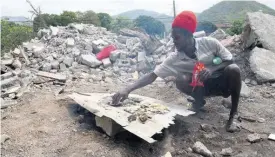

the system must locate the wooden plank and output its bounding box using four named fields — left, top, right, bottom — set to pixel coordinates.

left=37, top=71, right=67, bottom=81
